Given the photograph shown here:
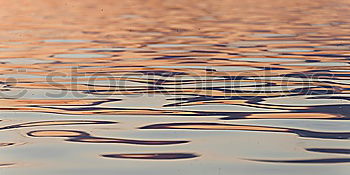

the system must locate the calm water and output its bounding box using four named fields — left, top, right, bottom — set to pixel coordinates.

left=1, top=0, right=350, bottom=174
